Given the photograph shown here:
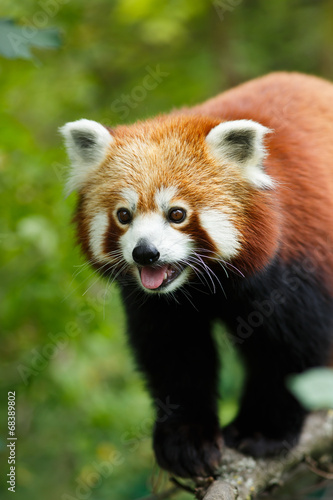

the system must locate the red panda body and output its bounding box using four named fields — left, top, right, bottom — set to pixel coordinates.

left=191, top=72, right=333, bottom=281
left=61, top=72, right=333, bottom=479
